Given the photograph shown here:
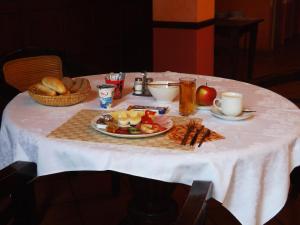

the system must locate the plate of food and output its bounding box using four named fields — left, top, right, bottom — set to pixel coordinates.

left=91, top=110, right=173, bottom=138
